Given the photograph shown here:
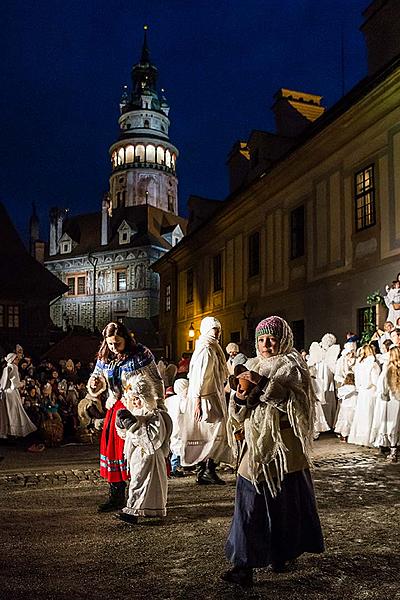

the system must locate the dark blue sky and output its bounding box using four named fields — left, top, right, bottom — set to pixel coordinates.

left=1, top=0, right=368, bottom=244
